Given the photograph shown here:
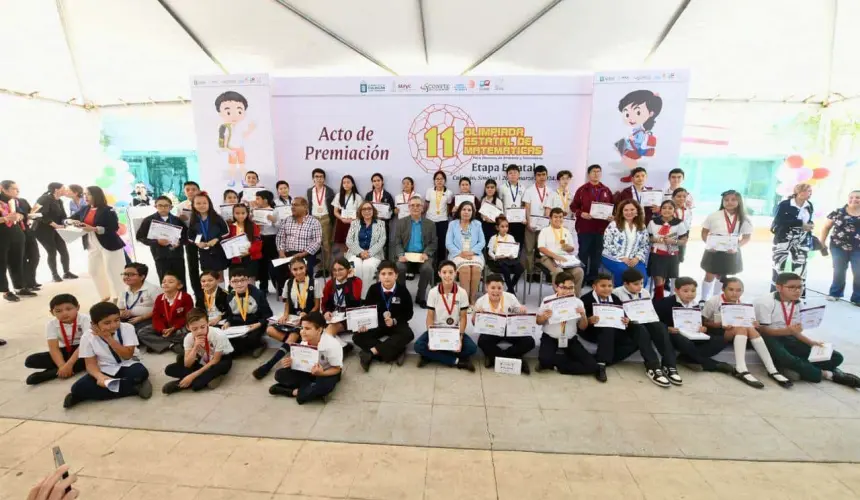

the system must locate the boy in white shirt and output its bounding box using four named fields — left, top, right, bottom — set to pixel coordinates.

left=547, top=169, right=574, bottom=218
left=500, top=165, right=527, bottom=250
left=535, top=272, right=598, bottom=376
left=25, top=294, right=88, bottom=385
left=64, top=302, right=152, bottom=408
left=538, top=208, right=584, bottom=295
left=269, top=312, right=343, bottom=404
left=162, top=308, right=234, bottom=394
left=414, top=260, right=477, bottom=371
left=523, top=165, right=552, bottom=273
left=755, top=272, right=860, bottom=387
left=472, top=274, right=532, bottom=372
left=117, top=263, right=160, bottom=333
